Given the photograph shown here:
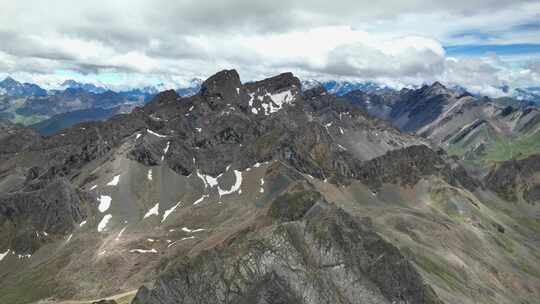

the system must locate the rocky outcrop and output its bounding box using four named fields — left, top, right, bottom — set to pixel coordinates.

left=484, top=153, right=540, bottom=203
left=0, top=179, right=90, bottom=254
left=354, top=145, right=478, bottom=191
left=132, top=199, right=443, bottom=304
